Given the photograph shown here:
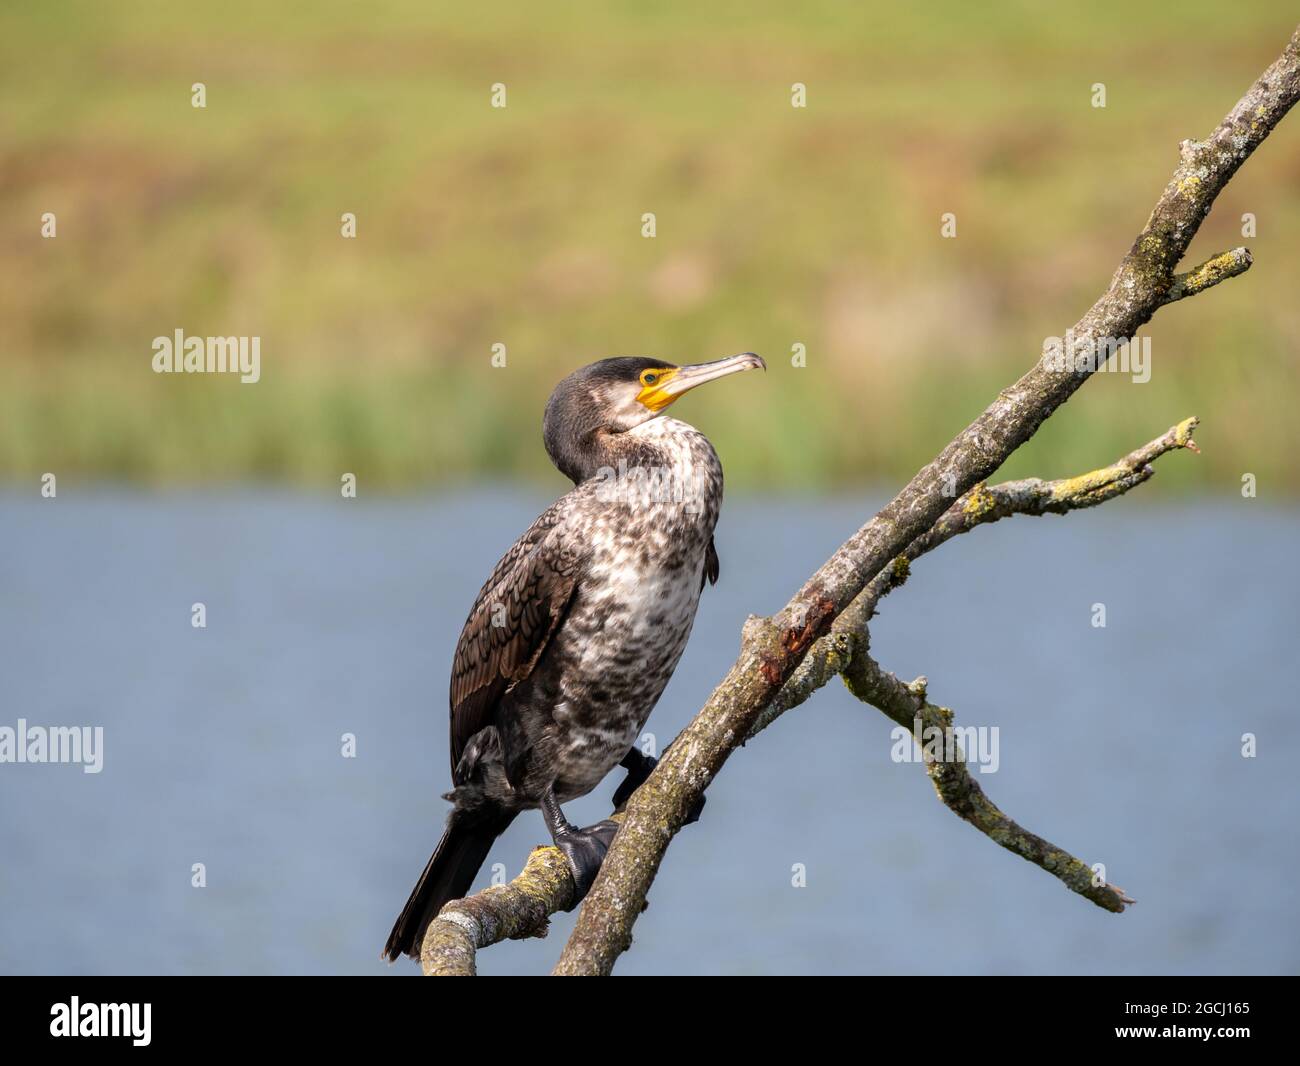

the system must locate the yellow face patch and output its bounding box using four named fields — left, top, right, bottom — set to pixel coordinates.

left=635, top=367, right=680, bottom=411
